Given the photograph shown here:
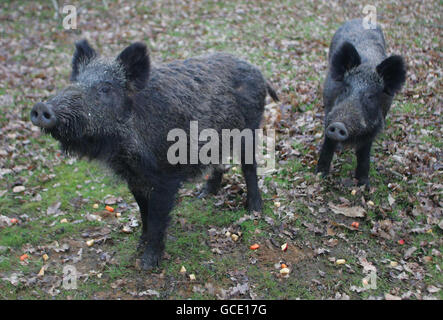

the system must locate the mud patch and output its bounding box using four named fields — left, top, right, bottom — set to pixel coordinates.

left=254, top=242, right=314, bottom=270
